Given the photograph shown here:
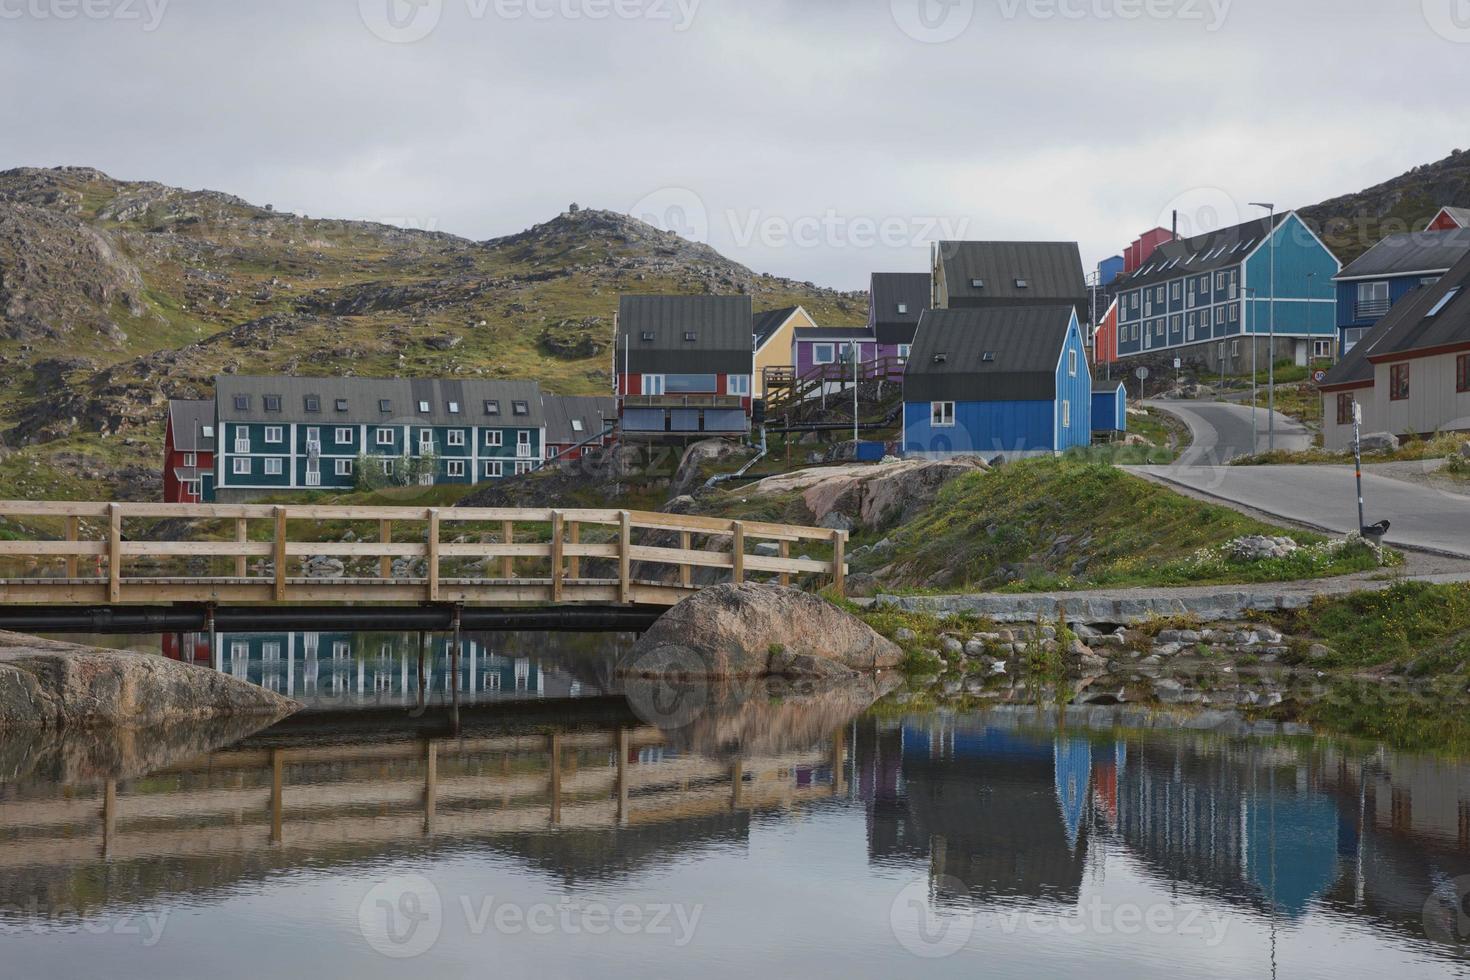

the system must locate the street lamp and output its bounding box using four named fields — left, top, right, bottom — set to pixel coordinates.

left=1246, top=286, right=1258, bottom=451
left=1250, top=202, right=1276, bottom=451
